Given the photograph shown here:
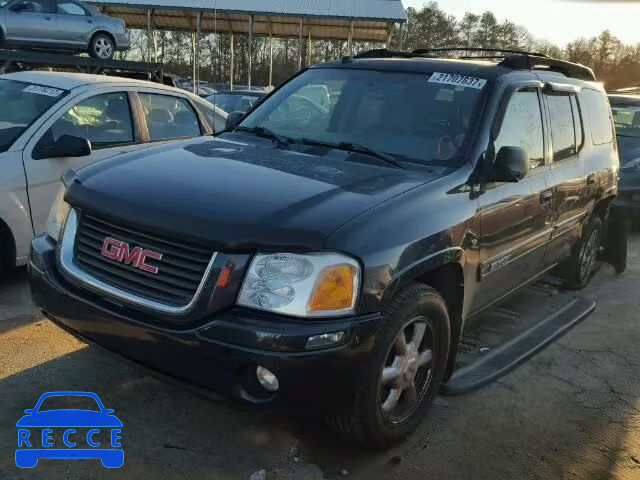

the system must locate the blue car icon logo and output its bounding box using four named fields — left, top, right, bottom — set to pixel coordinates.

left=16, top=391, right=123, bottom=468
